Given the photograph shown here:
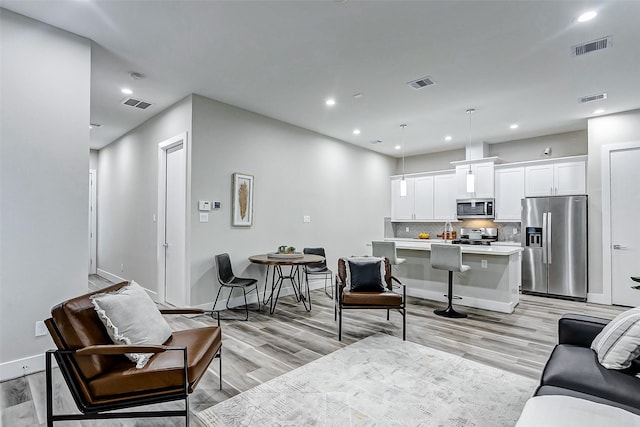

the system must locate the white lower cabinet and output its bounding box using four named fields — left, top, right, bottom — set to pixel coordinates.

left=495, top=166, right=525, bottom=221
